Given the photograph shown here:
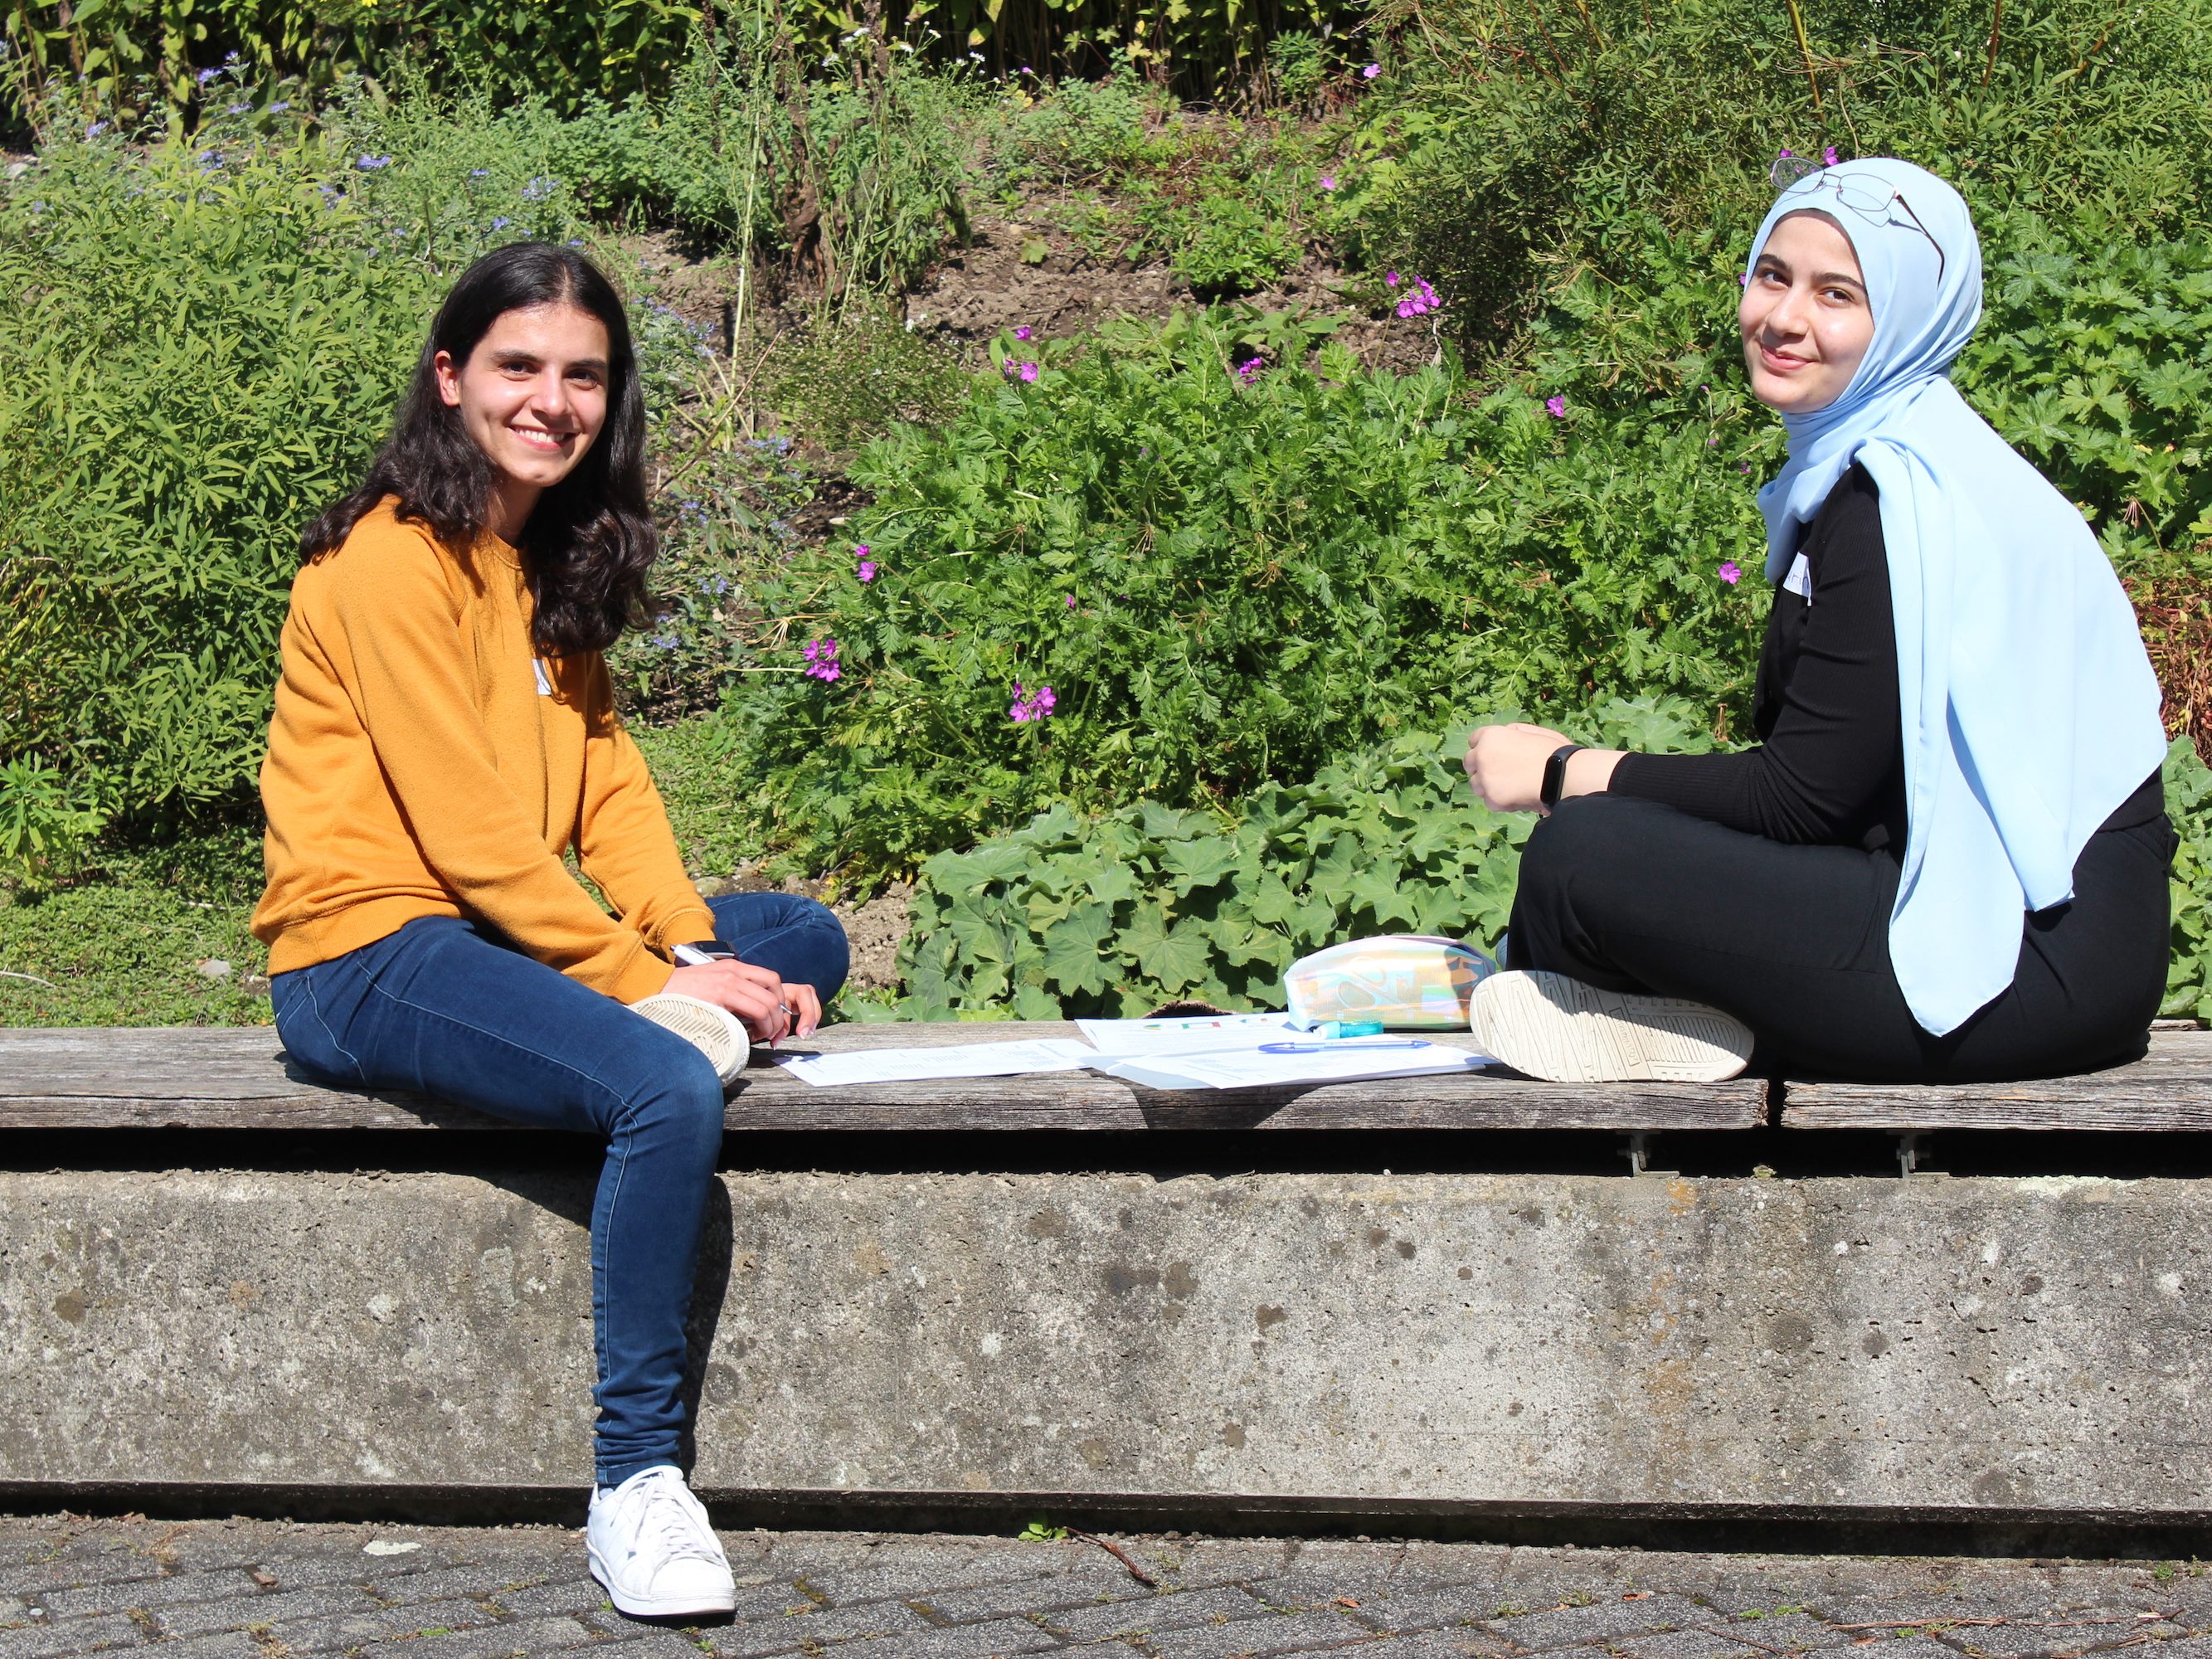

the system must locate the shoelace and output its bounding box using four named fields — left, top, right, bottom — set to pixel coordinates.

left=617, top=1475, right=722, bottom=1567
